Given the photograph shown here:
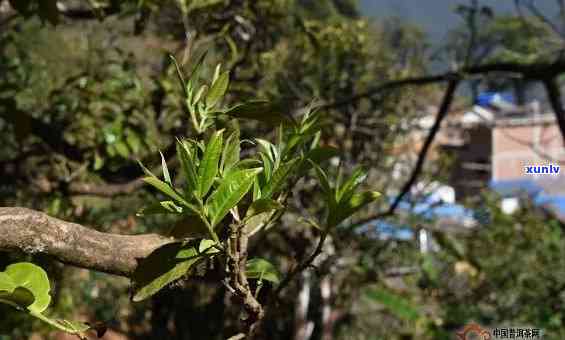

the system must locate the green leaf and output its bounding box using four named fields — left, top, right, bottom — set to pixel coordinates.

left=244, top=211, right=276, bottom=236
left=188, top=50, right=209, bottom=82
left=4, top=263, right=51, bottom=313
left=261, top=158, right=299, bottom=199
left=245, top=198, right=283, bottom=220
left=160, top=151, right=172, bottom=186
left=114, top=141, right=130, bottom=158
left=93, top=152, right=104, bottom=171
left=0, top=287, right=35, bottom=310
left=0, top=272, right=15, bottom=292
left=224, top=100, right=294, bottom=126
left=142, top=177, right=192, bottom=210
left=221, top=130, right=240, bottom=174
left=193, top=84, right=208, bottom=105
left=246, top=258, right=280, bottom=284
left=126, top=132, right=141, bottom=154
left=198, top=130, right=224, bottom=198
left=311, top=161, right=332, bottom=195
left=206, top=168, right=262, bottom=228
left=138, top=160, right=156, bottom=178
left=137, top=200, right=183, bottom=216
left=212, top=63, right=222, bottom=84
left=206, top=71, right=230, bottom=108
left=169, top=55, right=187, bottom=97
left=365, top=288, right=419, bottom=322
left=232, top=159, right=262, bottom=169
left=258, top=152, right=273, bottom=182
left=177, top=139, right=199, bottom=197
left=132, top=243, right=203, bottom=302
left=330, top=191, right=381, bottom=227
left=198, top=239, right=220, bottom=254
left=336, top=167, right=368, bottom=203
left=55, top=319, right=91, bottom=334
